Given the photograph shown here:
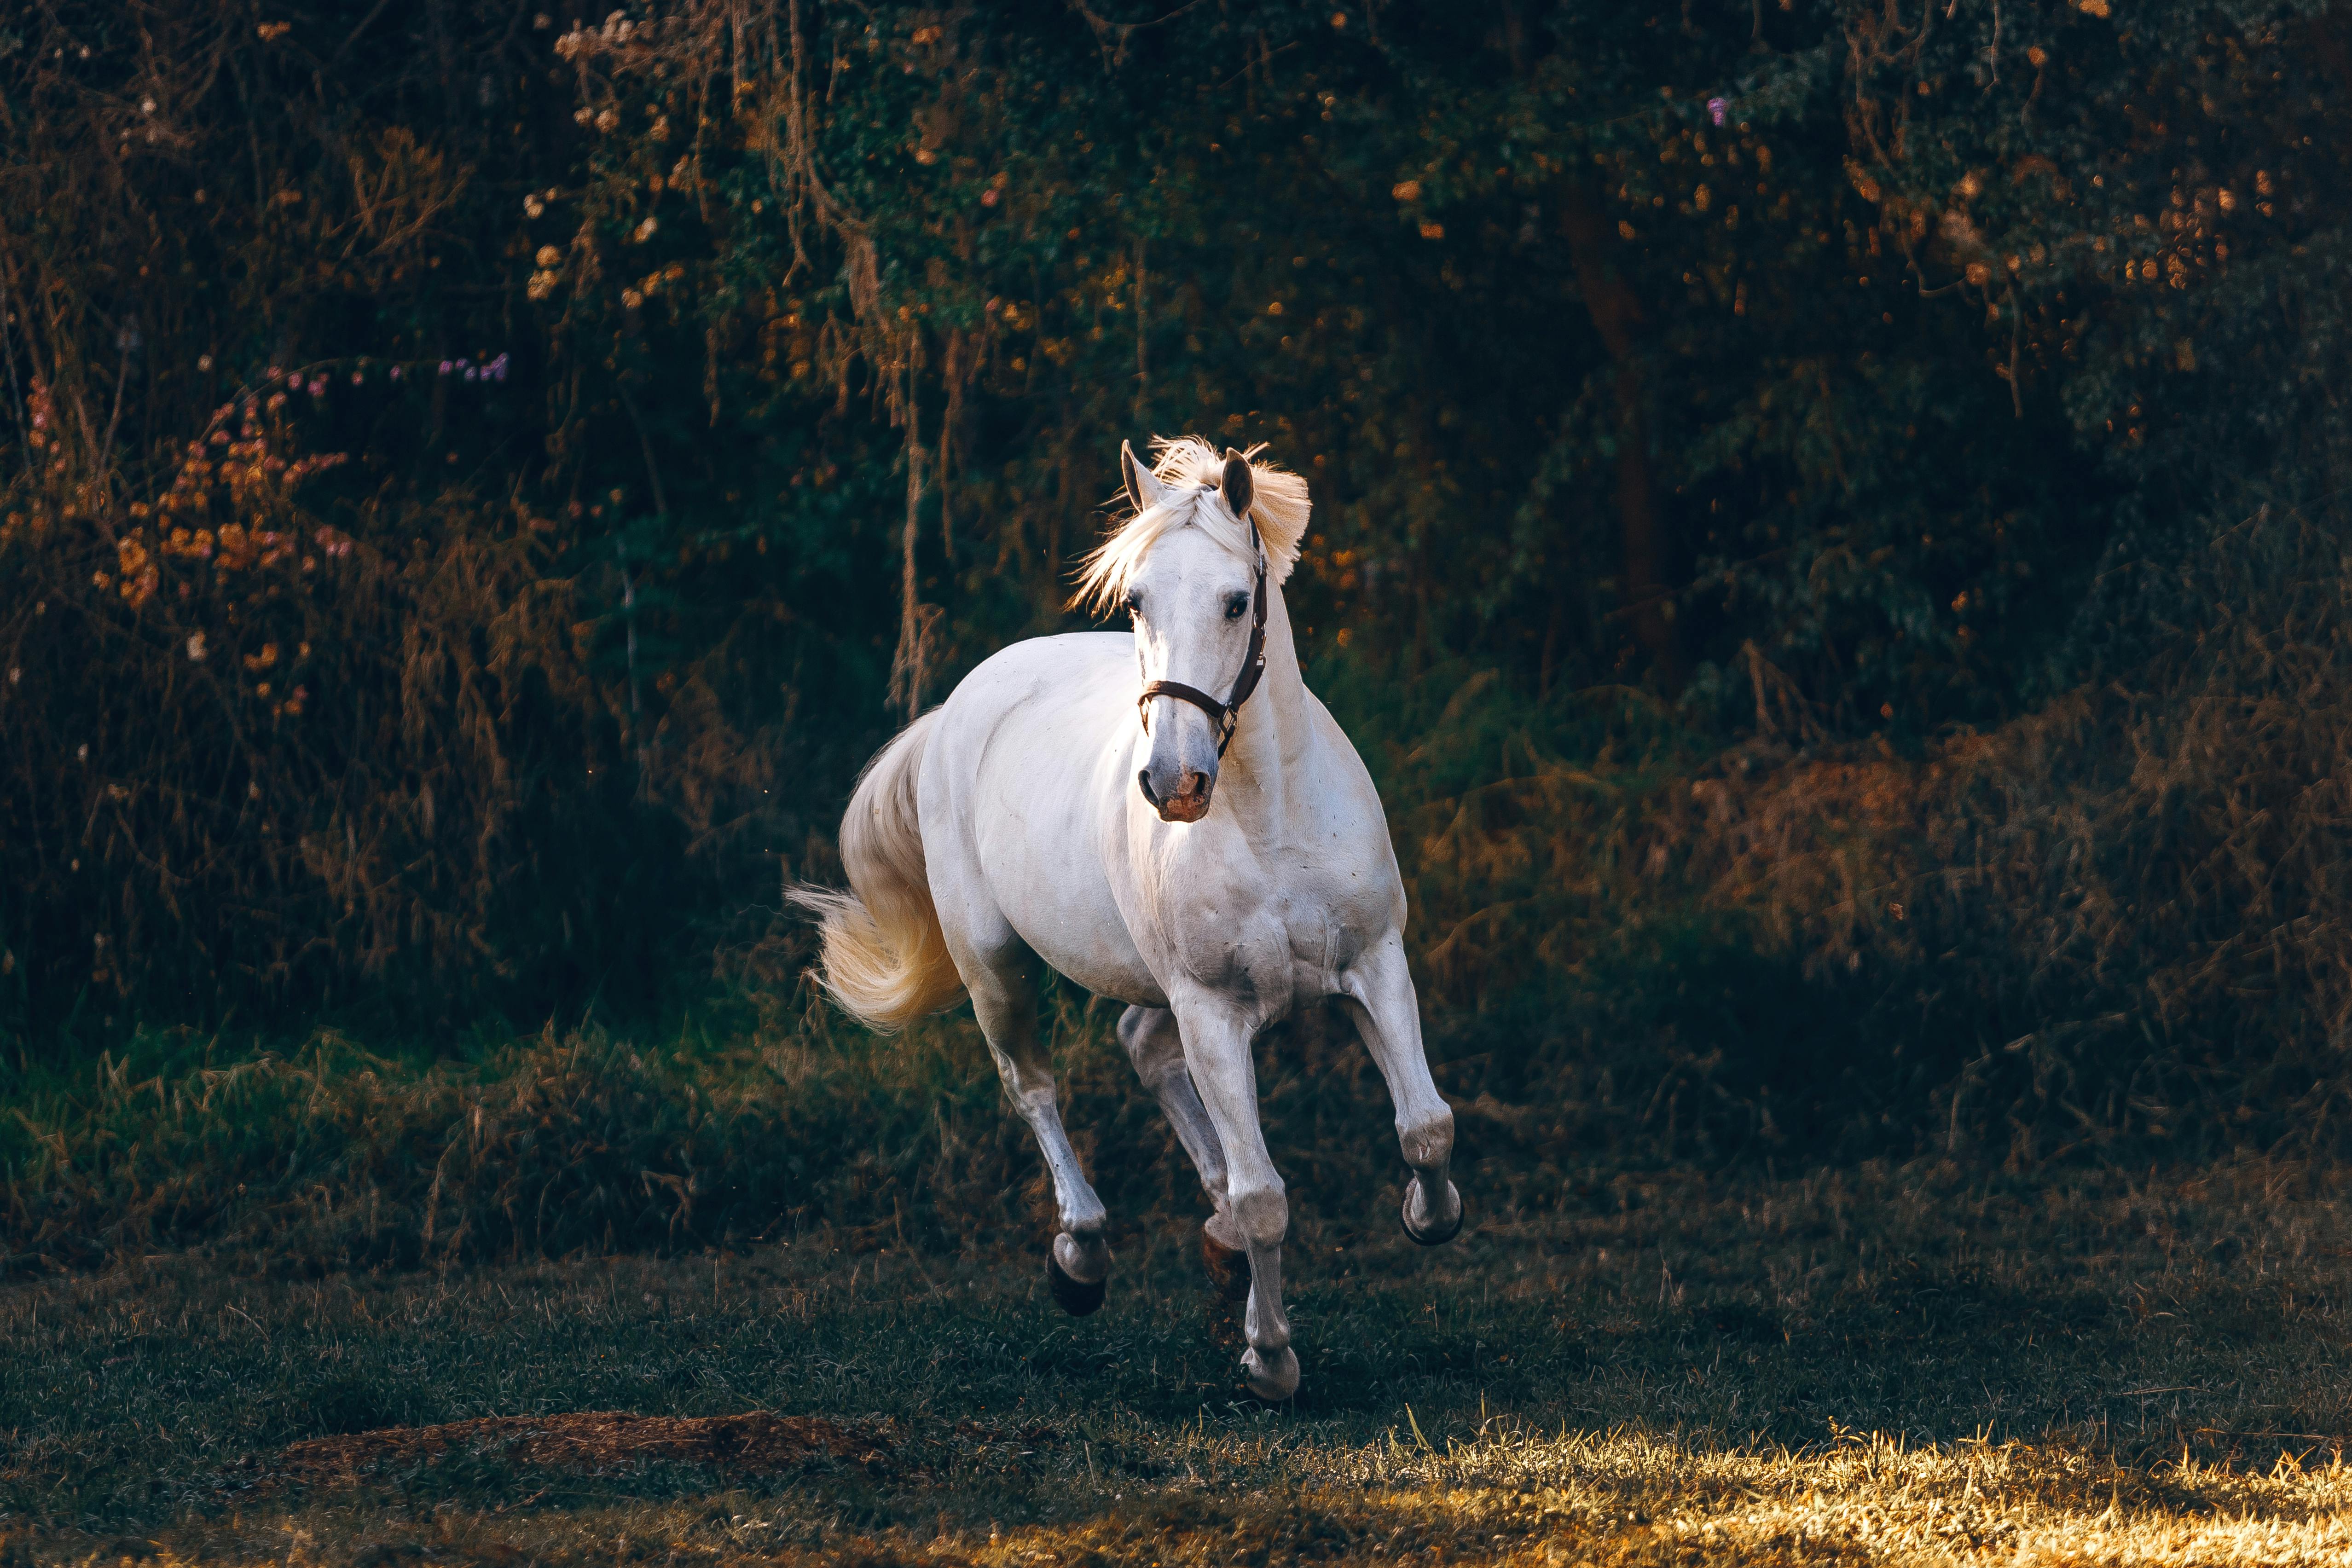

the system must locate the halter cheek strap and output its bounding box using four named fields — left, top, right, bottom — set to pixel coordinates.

left=1136, top=515, right=1268, bottom=758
